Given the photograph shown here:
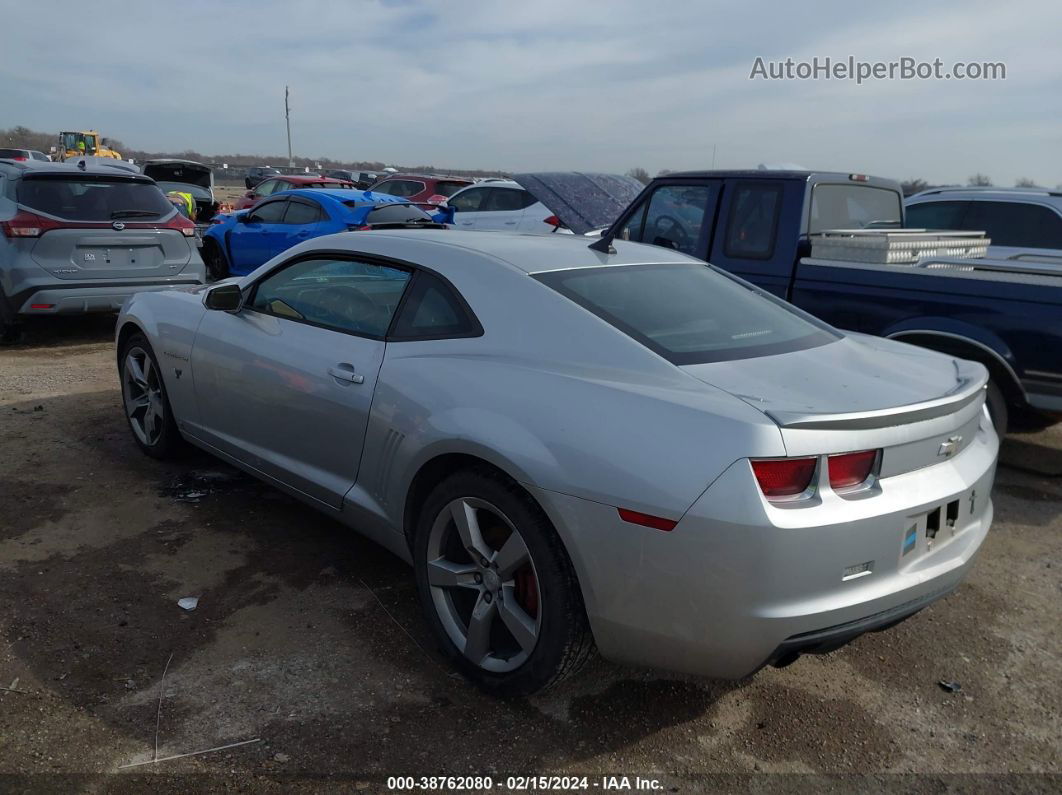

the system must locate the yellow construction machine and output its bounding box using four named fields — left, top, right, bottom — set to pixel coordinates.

left=54, top=130, right=122, bottom=161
